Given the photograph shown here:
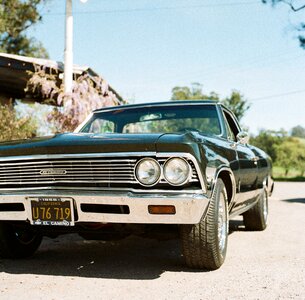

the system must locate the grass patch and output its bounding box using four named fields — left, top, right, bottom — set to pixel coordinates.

left=274, top=176, right=305, bottom=182
left=273, top=166, right=305, bottom=182
left=296, top=137, right=305, bottom=145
